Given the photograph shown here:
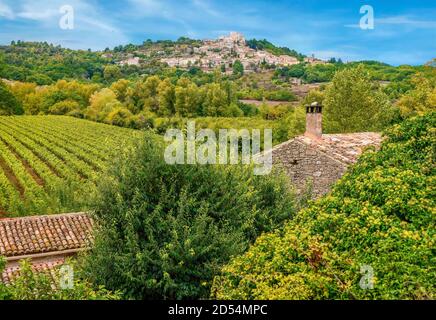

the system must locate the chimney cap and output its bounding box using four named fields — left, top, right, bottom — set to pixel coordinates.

left=306, top=102, right=323, bottom=114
